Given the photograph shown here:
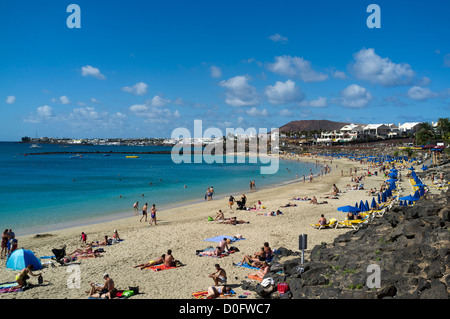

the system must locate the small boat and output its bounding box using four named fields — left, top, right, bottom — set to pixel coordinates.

left=126, top=155, right=139, bottom=158
left=70, top=154, right=83, bottom=159
left=29, top=144, right=42, bottom=149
